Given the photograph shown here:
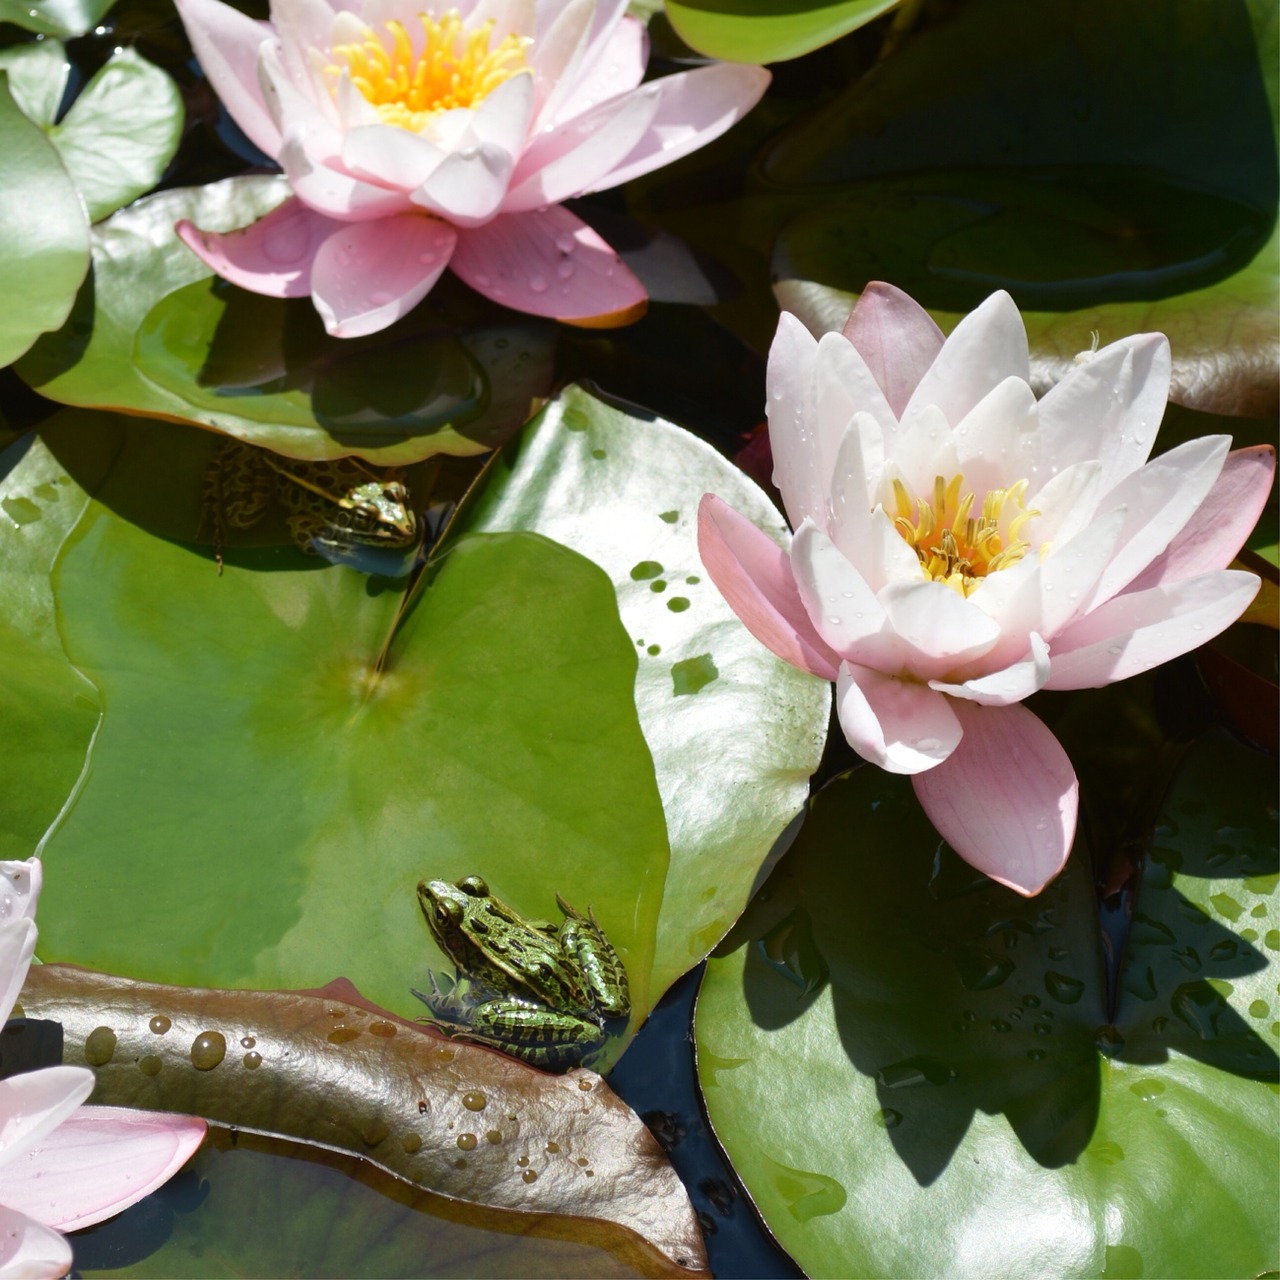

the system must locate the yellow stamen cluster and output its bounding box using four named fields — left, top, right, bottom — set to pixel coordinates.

left=893, top=473, right=1038, bottom=596
left=330, top=9, right=530, bottom=131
